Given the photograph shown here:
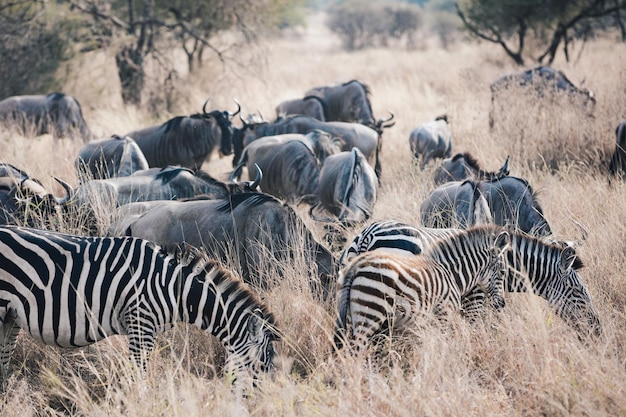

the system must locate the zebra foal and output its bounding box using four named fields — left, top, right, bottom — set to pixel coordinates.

left=343, top=220, right=601, bottom=336
left=0, top=225, right=279, bottom=383
left=334, top=225, right=509, bottom=354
